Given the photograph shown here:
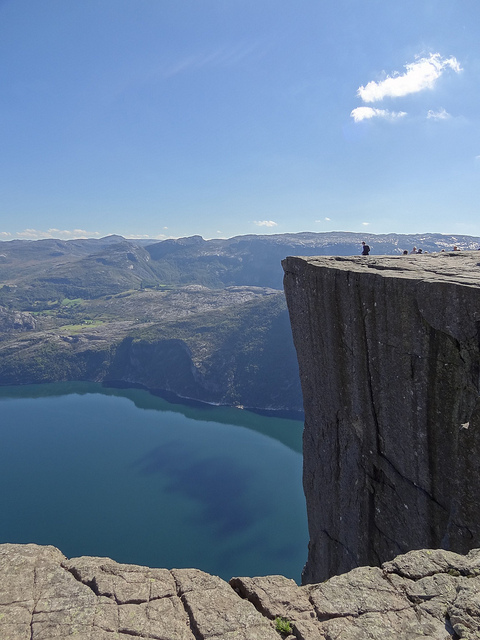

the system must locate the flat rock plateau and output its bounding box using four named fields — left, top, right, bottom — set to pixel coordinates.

left=2, top=543, right=480, bottom=639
